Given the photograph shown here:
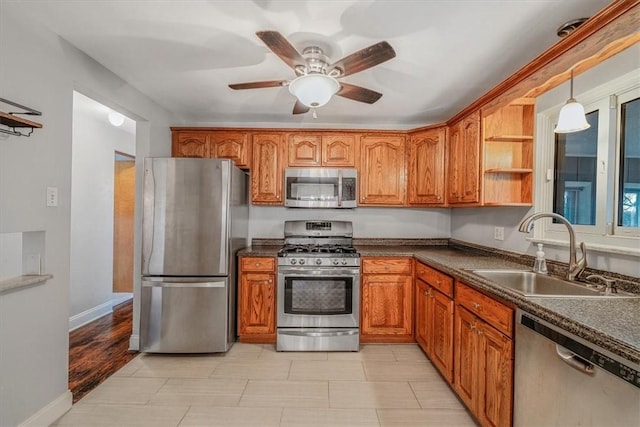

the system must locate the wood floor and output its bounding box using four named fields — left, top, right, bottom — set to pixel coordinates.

left=68, top=300, right=138, bottom=403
